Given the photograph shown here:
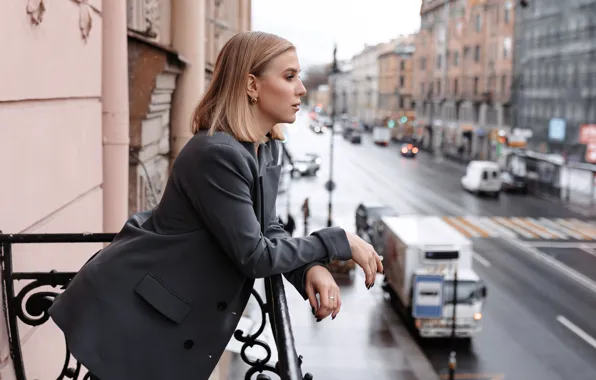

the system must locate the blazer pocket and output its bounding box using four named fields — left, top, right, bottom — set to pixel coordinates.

left=134, top=273, right=192, bottom=324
